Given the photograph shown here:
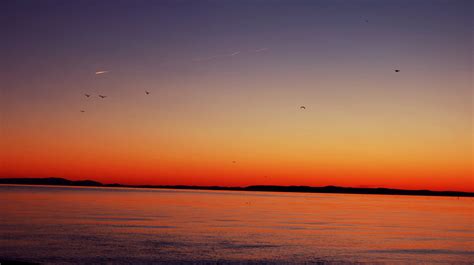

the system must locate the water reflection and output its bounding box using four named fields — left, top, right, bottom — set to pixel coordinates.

left=1, top=185, right=473, bottom=264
